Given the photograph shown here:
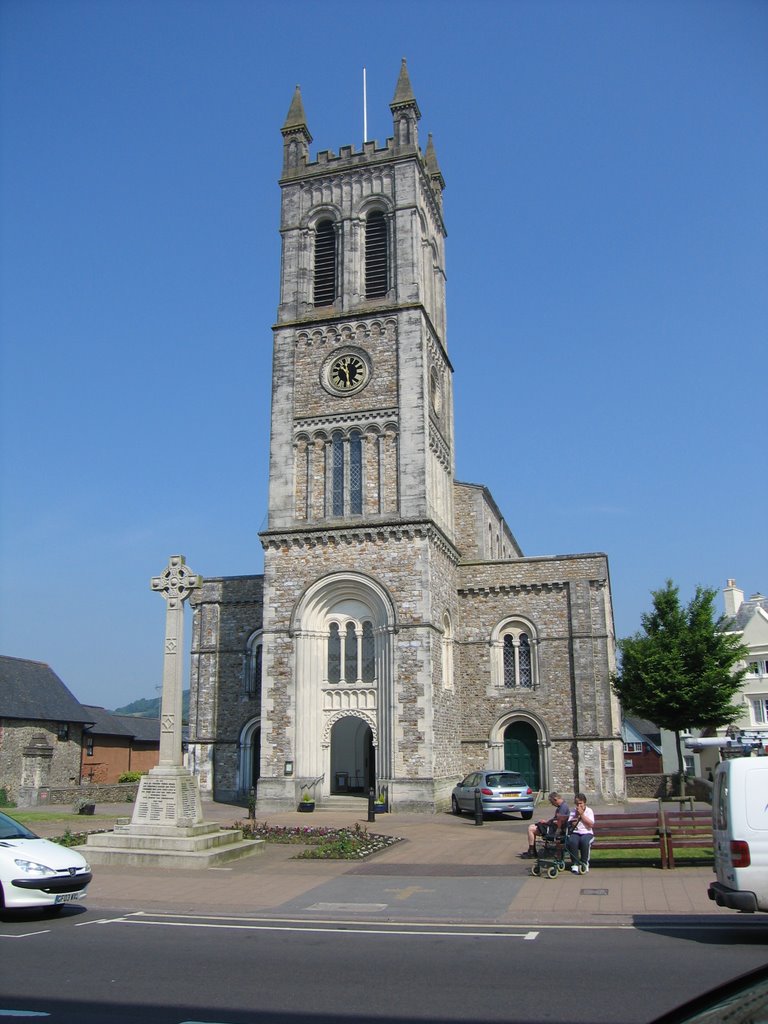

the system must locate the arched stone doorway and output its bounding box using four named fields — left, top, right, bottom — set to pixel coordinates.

left=503, top=720, right=542, bottom=791
left=330, top=716, right=374, bottom=794
left=291, top=572, right=395, bottom=797
left=238, top=718, right=261, bottom=798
